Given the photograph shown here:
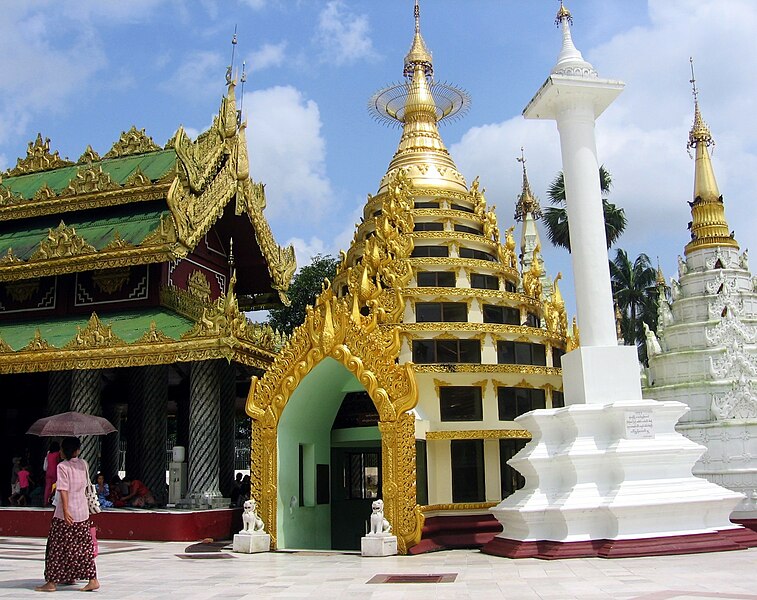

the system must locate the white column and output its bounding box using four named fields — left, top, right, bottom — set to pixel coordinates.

left=555, top=102, right=617, bottom=347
